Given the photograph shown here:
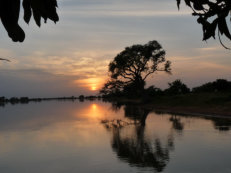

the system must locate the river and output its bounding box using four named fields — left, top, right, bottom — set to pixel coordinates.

left=0, top=100, right=231, bottom=173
